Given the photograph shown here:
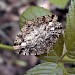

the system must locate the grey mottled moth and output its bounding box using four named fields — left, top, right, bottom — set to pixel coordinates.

left=13, top=15, right=62, bottom=55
